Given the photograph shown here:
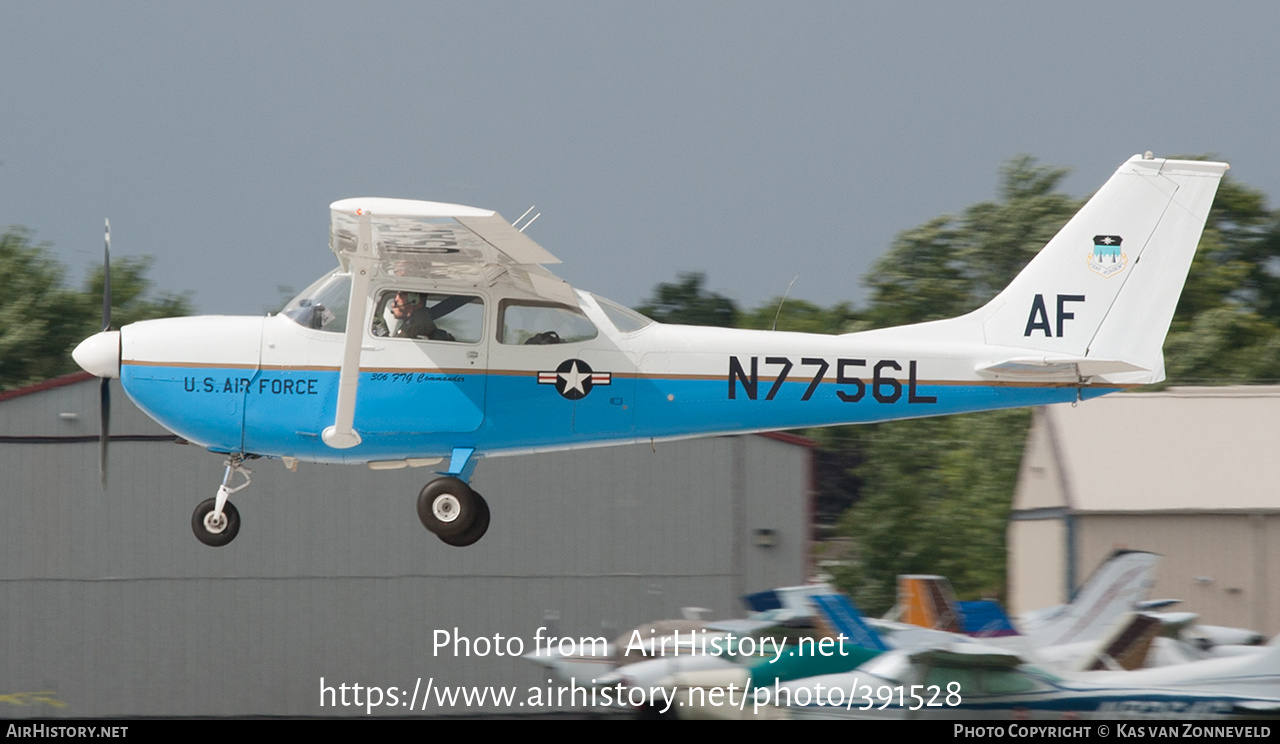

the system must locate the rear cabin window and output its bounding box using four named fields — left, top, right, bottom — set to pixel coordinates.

left=499, top=301, right=598, bottom=345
